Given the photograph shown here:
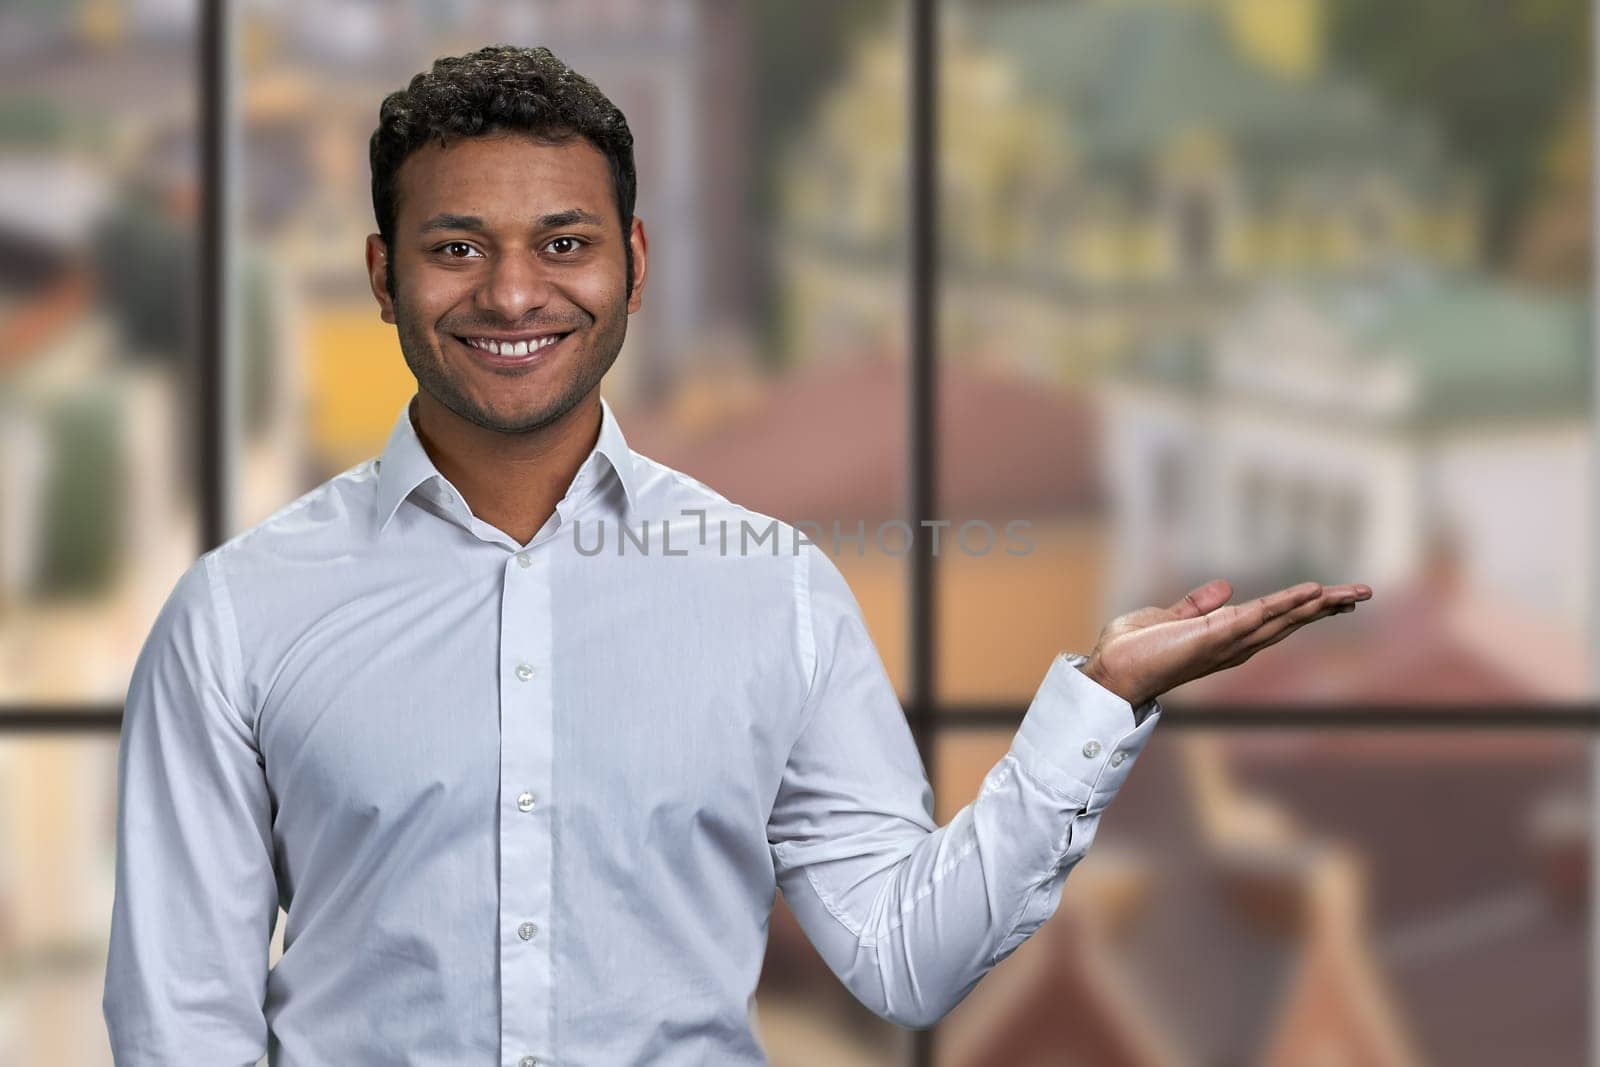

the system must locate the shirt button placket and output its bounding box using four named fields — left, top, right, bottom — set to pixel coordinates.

left=501, top=545, right=551, bottom=1062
